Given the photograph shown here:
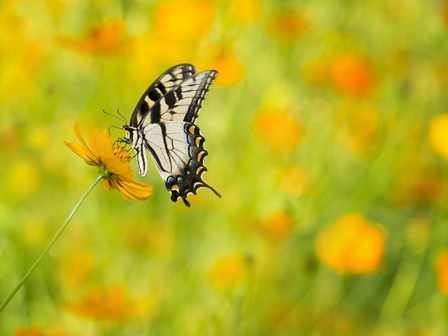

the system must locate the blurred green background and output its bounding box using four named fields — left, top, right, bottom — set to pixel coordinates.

left=1, top=0, right=448, bottom=335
